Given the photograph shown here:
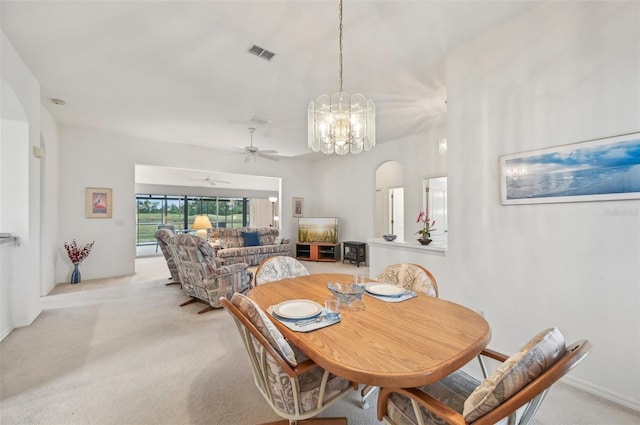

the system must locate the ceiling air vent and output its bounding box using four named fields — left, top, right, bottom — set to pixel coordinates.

left=248, top=44, right=276, bottom=61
